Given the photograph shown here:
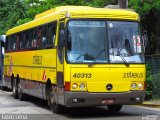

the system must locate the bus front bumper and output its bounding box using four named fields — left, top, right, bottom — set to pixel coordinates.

left=64, top=90, right=145, bottom=107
